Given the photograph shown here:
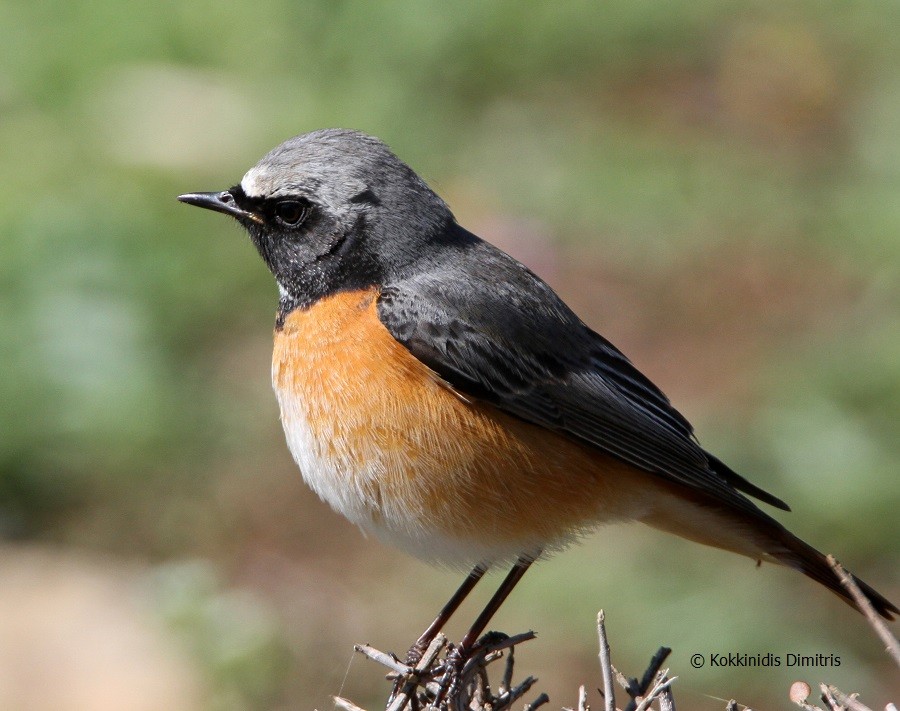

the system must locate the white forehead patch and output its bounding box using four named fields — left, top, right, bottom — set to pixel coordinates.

left=240, top=166, right=269, bottom=198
